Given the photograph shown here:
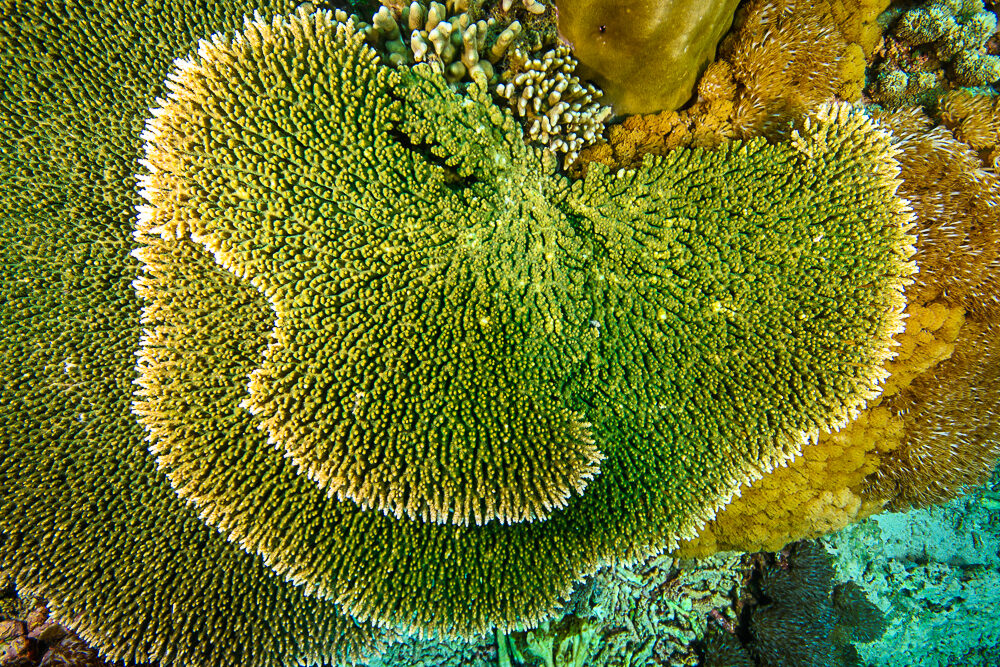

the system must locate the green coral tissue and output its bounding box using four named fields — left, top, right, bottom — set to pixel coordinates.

left=1, top=3, right=914, bottom=666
